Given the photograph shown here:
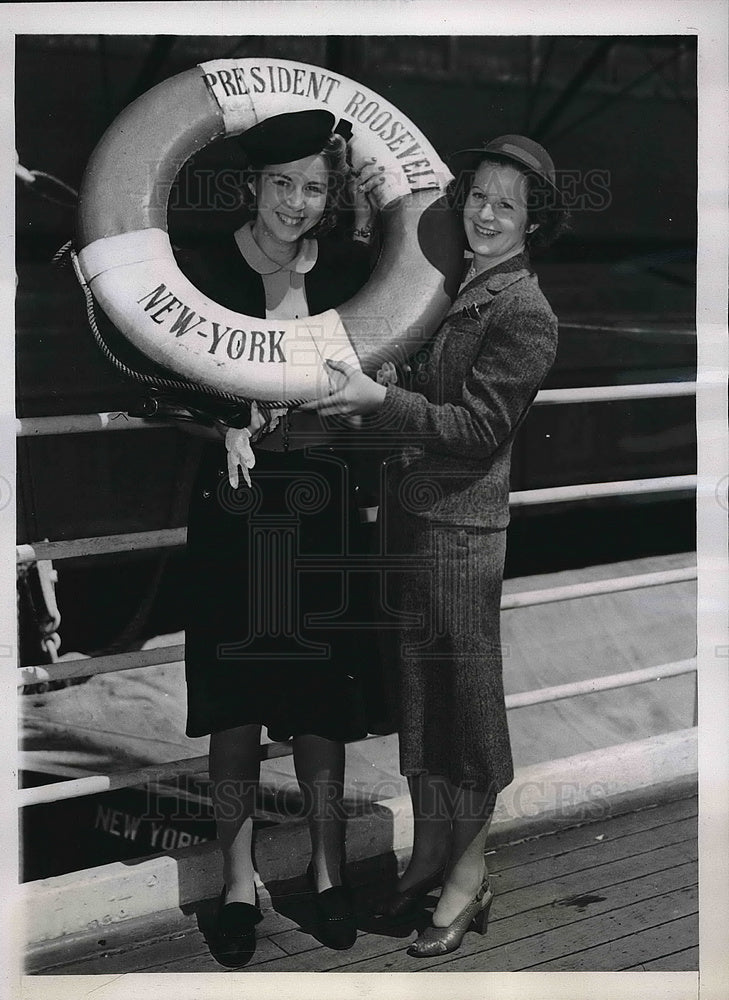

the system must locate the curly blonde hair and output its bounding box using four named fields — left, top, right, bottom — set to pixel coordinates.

left=241, top=133, right=348, bottom=238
